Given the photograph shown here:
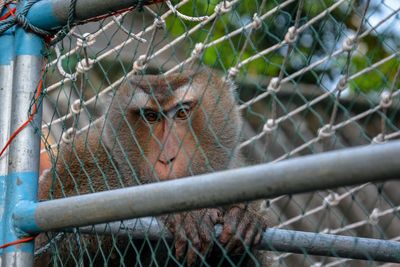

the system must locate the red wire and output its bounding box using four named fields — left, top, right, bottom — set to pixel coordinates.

left=0, top=236, right=36, bottom=250
left=0, top=5, right=16, bottom=21
left=6, top=4, right=15, bottom=17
